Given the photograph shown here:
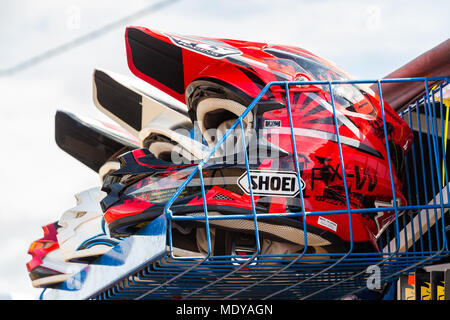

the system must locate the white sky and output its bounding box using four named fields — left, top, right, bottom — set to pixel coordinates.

left=0, top=0, right=448, bottom=300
